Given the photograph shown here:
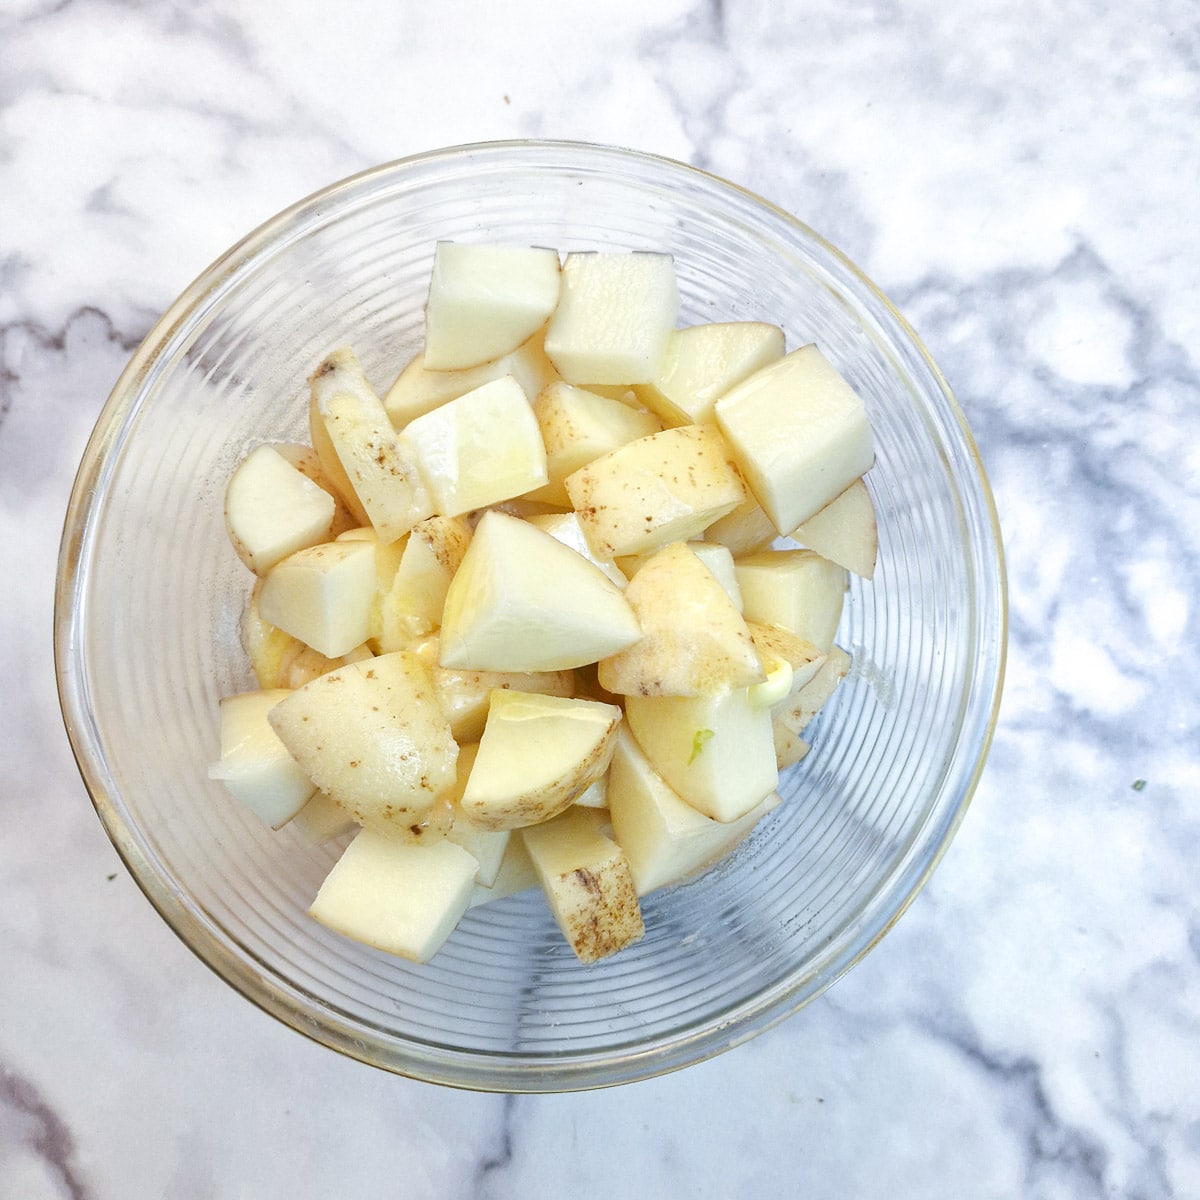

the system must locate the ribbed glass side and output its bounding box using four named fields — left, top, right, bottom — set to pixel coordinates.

left=57, top=142, right=1005, bottom=1090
